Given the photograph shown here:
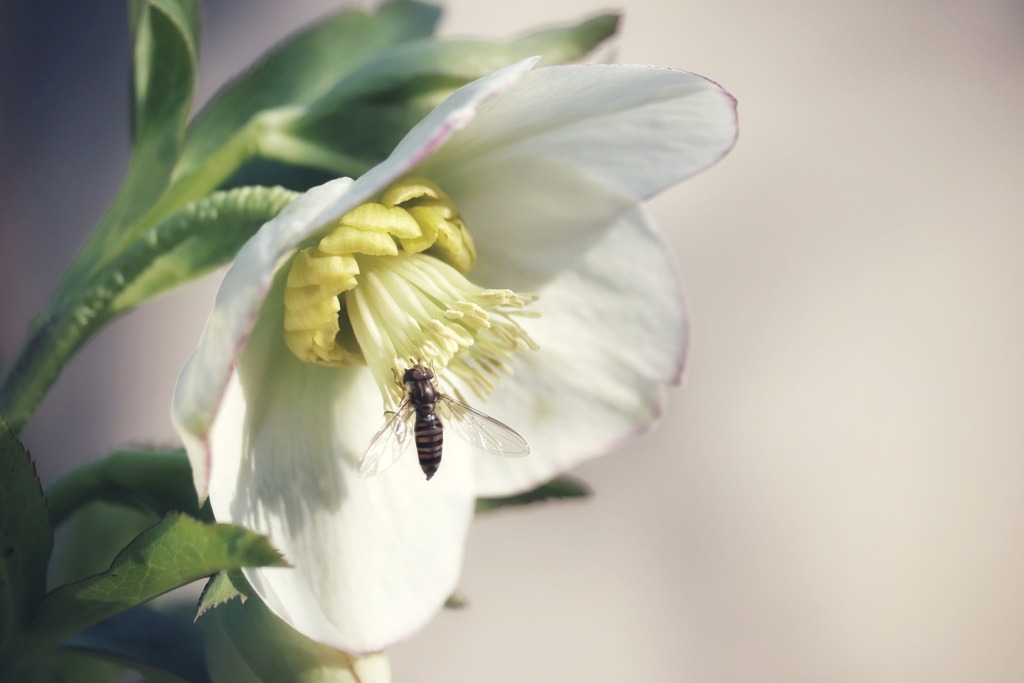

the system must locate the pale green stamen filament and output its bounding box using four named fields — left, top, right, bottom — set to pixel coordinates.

left=283, top=176, right=537, bottom=408
left=349, top=255, right=536, bottom=407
